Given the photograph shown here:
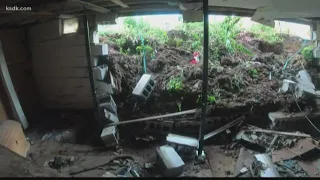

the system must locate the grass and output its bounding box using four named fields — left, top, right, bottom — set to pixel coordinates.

left=167, top=77, right=183, bottom=92
left=100, top=16, right=255, bottom=62
left=249, top=23, right=283, bottom=44
left=196, top=94, right=216, bottom=105
left=249, top=68, right=258, bottom=78
left=301, top=45, right=314, bottom=62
